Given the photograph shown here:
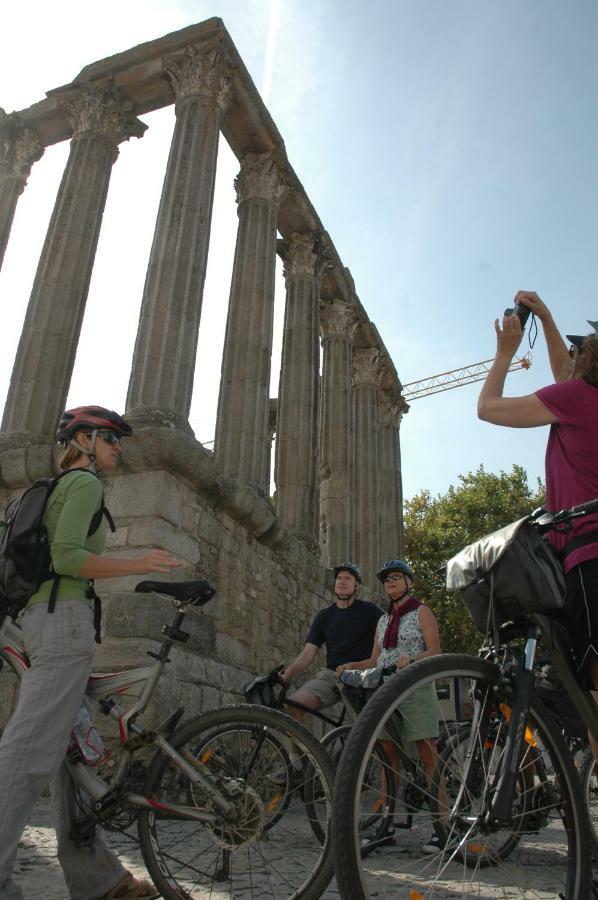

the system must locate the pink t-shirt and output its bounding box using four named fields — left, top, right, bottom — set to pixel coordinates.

left=536, top=378, right=598, bottom=572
